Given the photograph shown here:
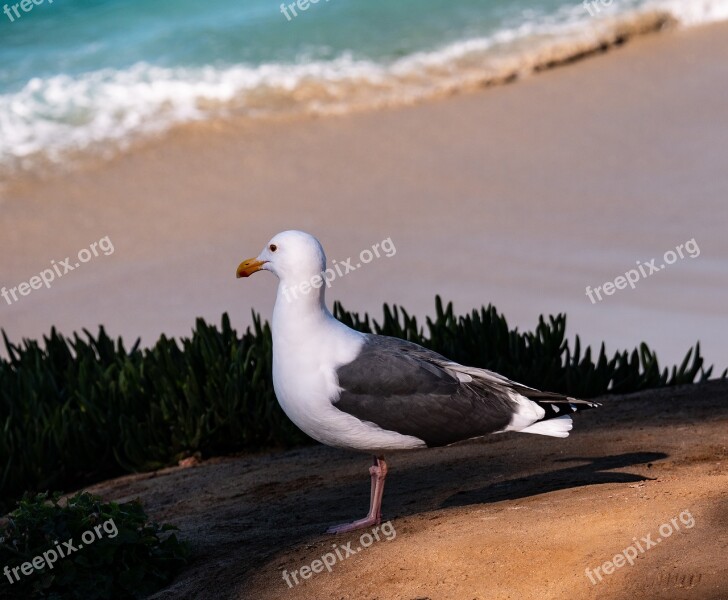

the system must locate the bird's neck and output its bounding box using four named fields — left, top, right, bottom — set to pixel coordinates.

left=270, top=278, right=365, bottom=374
left=272, top=279, right=331, bottom=345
